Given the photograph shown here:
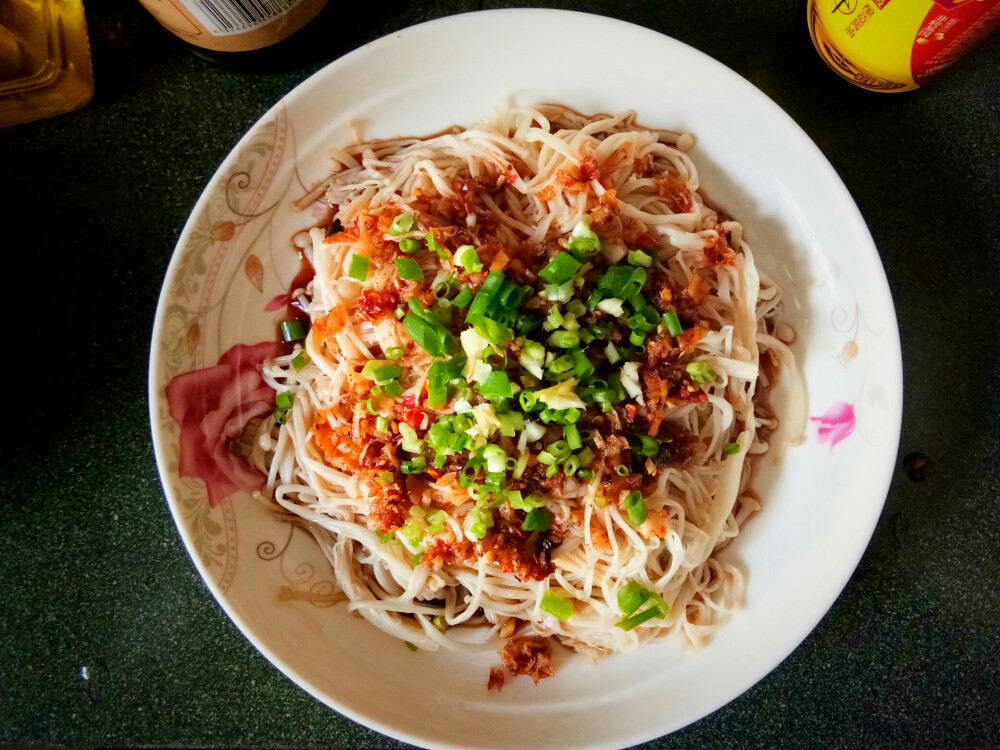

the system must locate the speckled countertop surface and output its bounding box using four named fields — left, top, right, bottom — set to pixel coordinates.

left=2, top=2, right=998, bottom=748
